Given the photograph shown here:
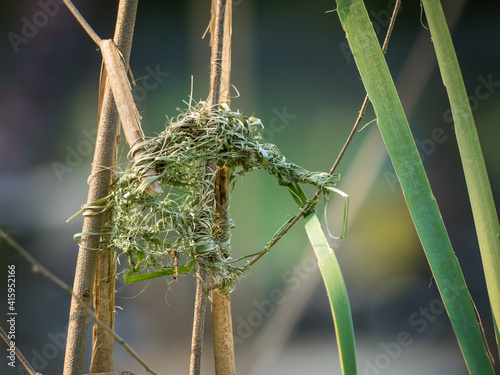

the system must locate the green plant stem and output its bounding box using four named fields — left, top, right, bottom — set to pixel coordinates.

left=422, top=0, right=500, bottom=360
left=334, top=0, right=494, bottom=373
